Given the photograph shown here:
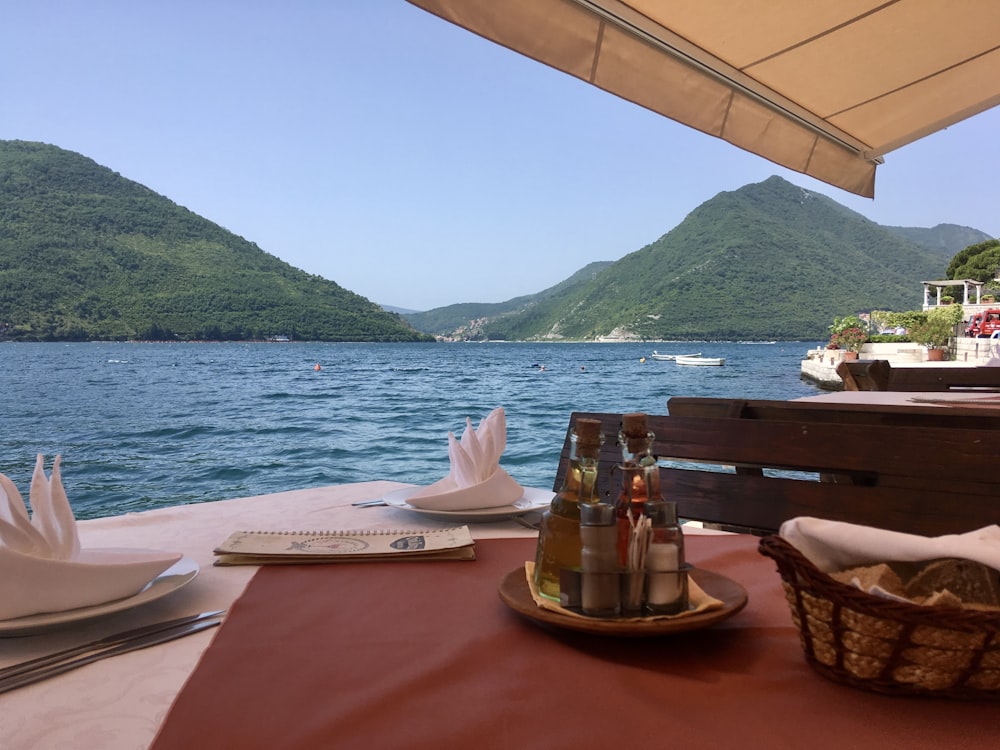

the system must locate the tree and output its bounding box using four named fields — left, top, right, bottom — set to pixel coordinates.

left=946, top=239, right=1000, bottom=282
